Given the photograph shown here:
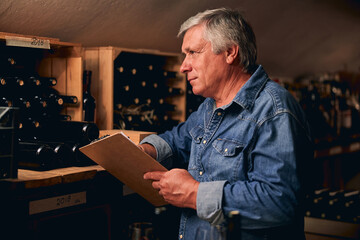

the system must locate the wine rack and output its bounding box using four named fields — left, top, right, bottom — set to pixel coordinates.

left=83, top=47, right=186, bottom=133
left=0, top=32, right=99, bottom=171
left=0, top=32, right=83, bottom=120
